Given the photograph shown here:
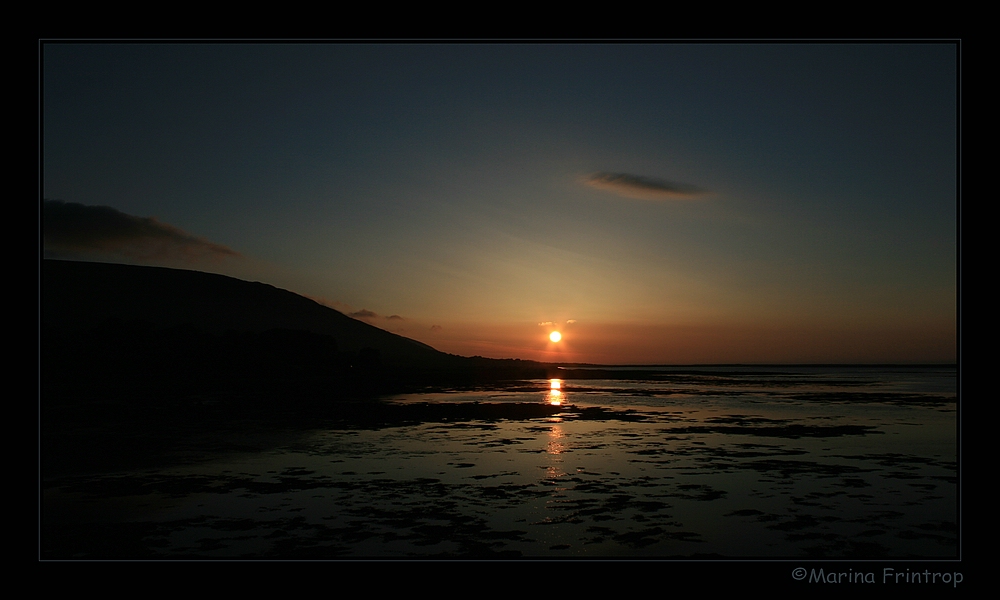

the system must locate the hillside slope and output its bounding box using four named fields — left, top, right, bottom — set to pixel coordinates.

left=41, top=259, right=456, bottom=366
